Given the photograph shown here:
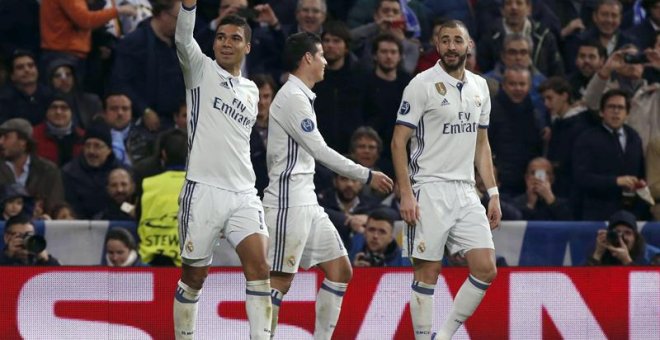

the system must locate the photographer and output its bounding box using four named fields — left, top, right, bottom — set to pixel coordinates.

left=0, top=214, right=60, bottom=265
left=349, top=209, right=409, bottom=267
left=587, top=210, right=660, bottom=266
